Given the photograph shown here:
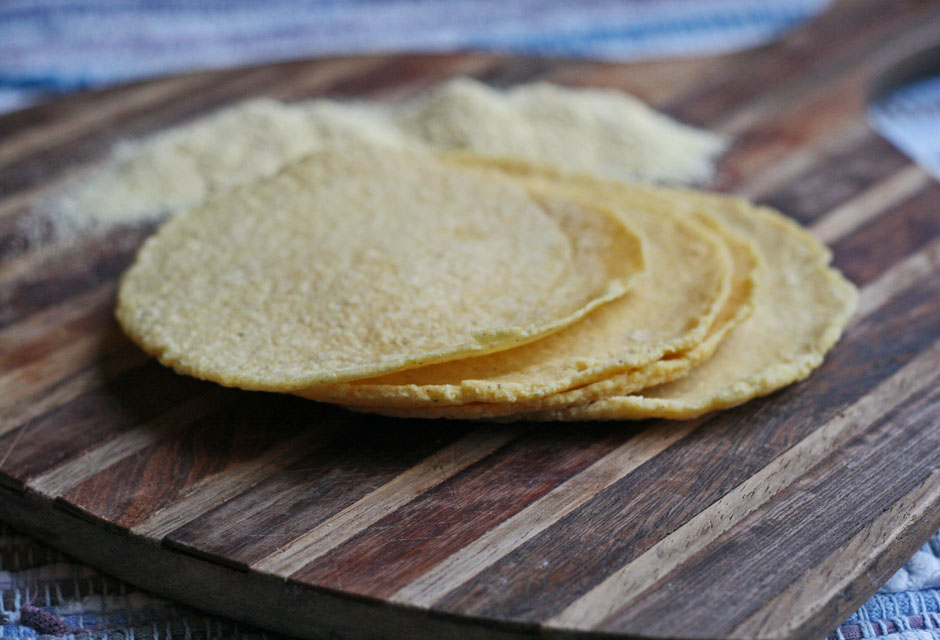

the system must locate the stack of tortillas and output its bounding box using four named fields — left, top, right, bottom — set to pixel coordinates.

left=116, top=96, right=857, bottom=422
